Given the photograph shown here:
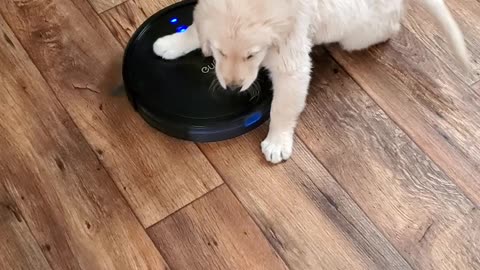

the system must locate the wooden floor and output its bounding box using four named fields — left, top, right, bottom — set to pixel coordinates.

left=1, top=0, right=479, bottom=269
